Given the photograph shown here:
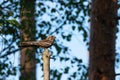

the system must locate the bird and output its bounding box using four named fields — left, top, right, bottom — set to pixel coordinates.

left=19, top=35, right=55, bottom=48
